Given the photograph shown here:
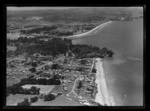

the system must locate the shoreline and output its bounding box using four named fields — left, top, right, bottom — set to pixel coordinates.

left=63, top=21, right=112, bottom=39
left=94, top=58, right=114, bottom=106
